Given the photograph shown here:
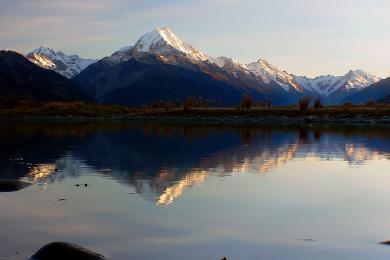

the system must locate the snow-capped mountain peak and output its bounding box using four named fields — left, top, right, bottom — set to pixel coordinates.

left=346, top=69, right=380, bottom=83
left=132, top=27, right=207, bottom=61
left=342, top=70, right=381, bottom=90
left=134, top=27, right=183, bottom=52
left=31, top=46, right=57, bottom=57
left=26, top=47, right=97, bottom=78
